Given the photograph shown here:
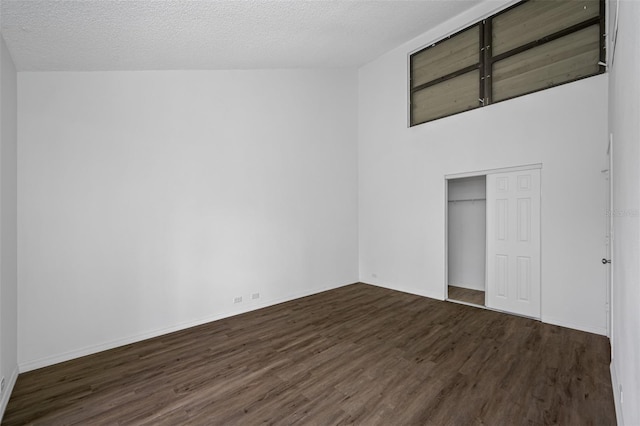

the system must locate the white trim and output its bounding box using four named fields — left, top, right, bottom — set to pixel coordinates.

left=540, top=171, right=544, bottom=326
left=406, top=49, right=411, bottom=128
left=362, top=281, right=444, bottom=301
left=0, top=366, right=18, bottom=423
left=607, top=133, right=614, bottom=347
left=18, top=281, right=353, bottom=373
left=445, top=163, right=543, bottom=180
left=445, top=164, right=542, bottom=319
left=444, top=178, right=449, bottom=300
left=610, top=362, right=623, bottom=425
left=542, top=315, right=608, bottom=336
left=364, top=282, right=607, bottom=336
